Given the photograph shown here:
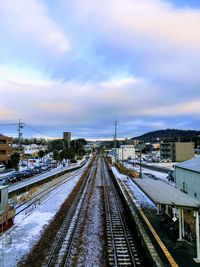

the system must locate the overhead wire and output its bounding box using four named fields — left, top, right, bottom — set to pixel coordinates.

left=24, top=123, right=60, bottom=138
